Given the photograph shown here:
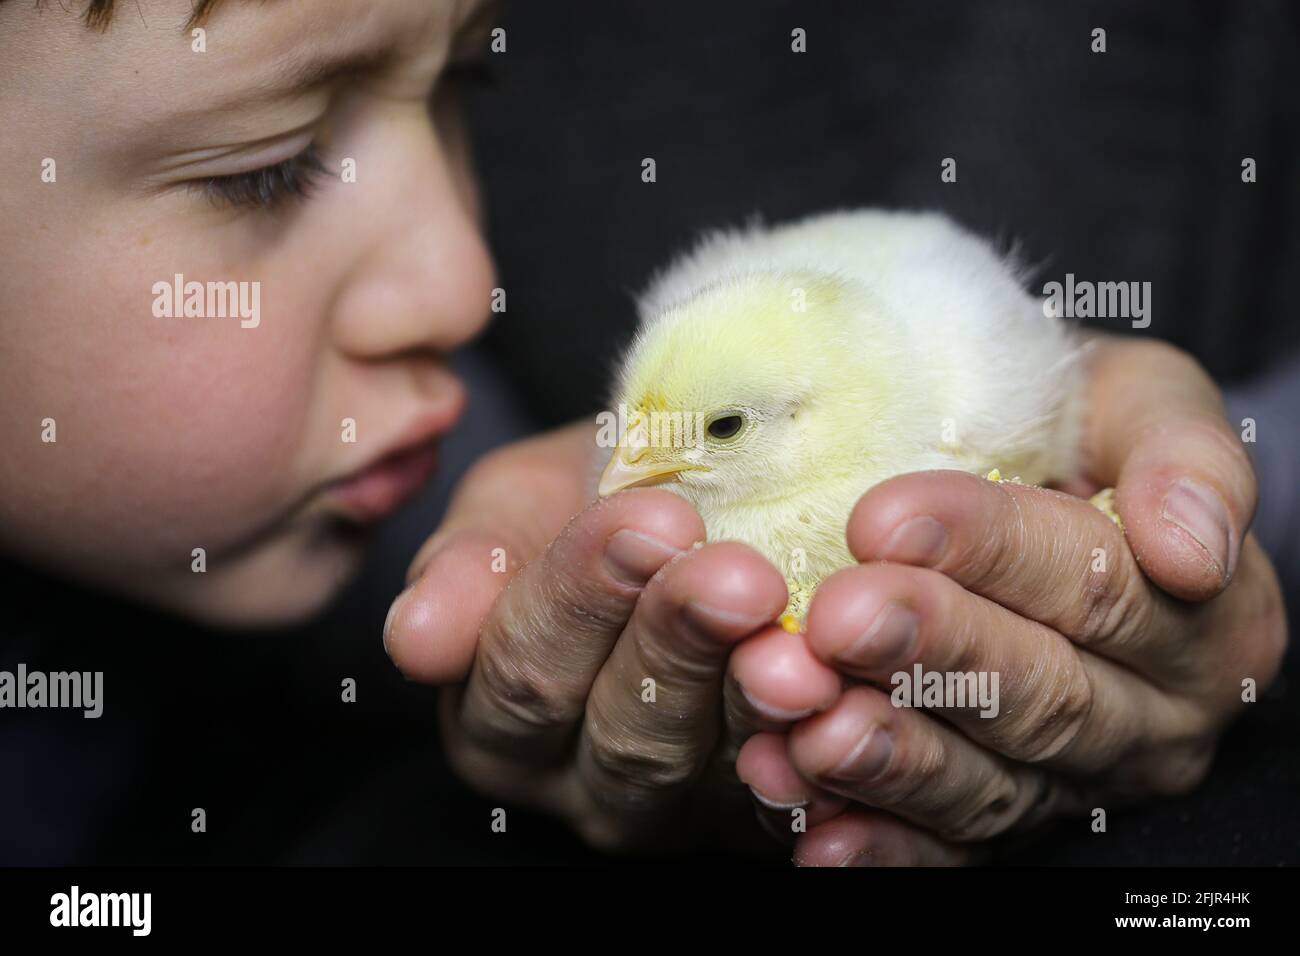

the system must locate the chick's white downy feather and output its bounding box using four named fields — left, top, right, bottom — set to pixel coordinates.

left=600, top=209, right=1086, bottom=621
